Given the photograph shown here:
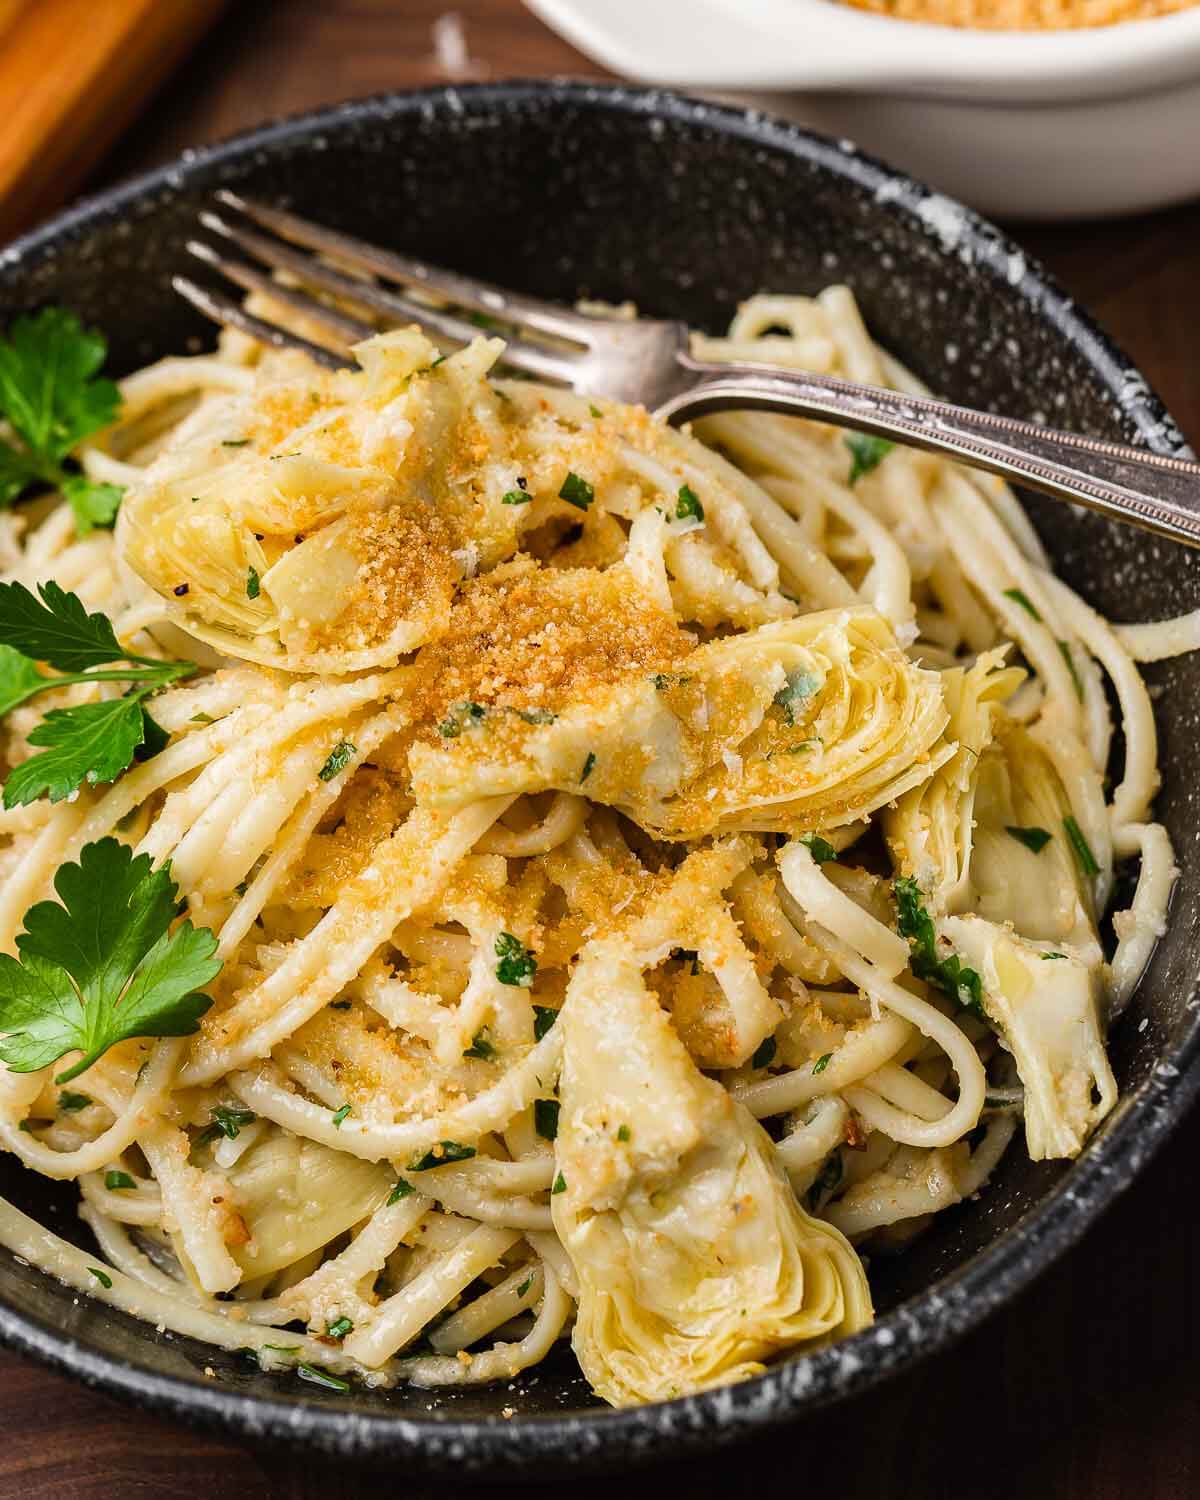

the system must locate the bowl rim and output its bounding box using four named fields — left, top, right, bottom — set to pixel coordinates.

left=0, top=78, right=1198, bottom=1472
left=527, top=0, right=1200, bottom=101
